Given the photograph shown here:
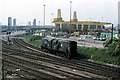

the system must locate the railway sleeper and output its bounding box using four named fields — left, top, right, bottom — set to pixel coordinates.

left=3, top=54, right=92, bottom=79
left=4, top=59, right=63, bottom=79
